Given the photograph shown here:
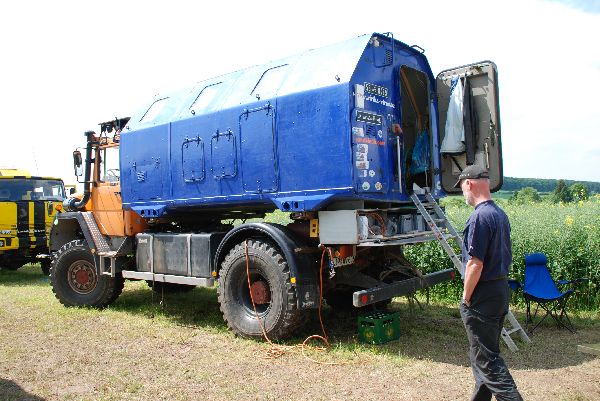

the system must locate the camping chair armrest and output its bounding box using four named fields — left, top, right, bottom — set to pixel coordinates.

left=508, top=279, right=522, bottom=292
left=557, top=278, right=588, bottom=286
